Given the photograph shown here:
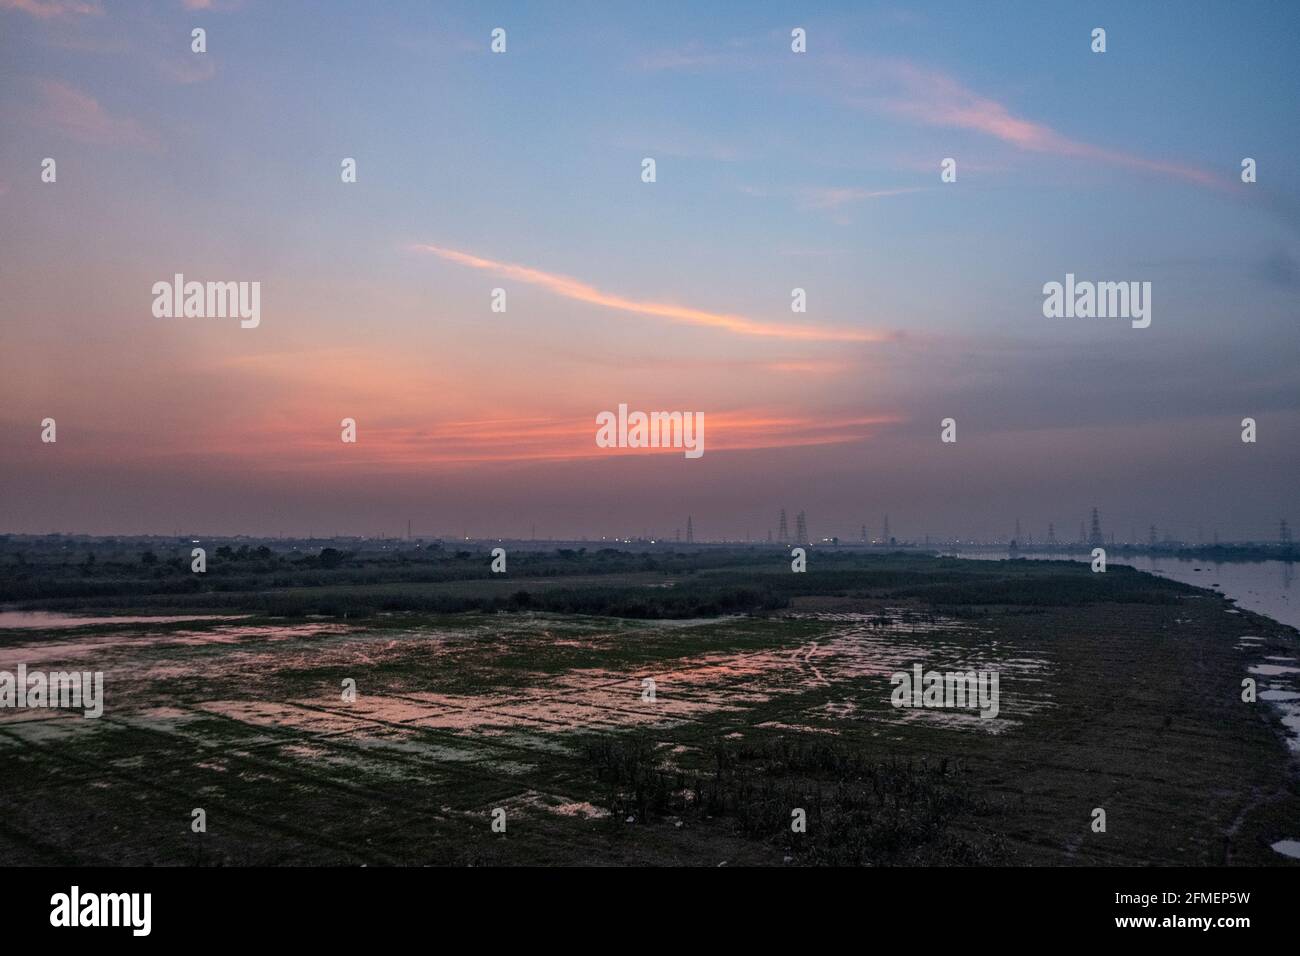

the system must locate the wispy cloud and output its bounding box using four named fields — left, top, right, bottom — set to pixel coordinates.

left=738, top=182, right=928, bottom=224
left=411, top=244, right=891, bottom=343
left=634, top=36, right=763, bottom=74
left=636, top=49, right=742, bottom=73
left=636, top=41, right=1222, bottom=189
left=0, top=0, right=102, bottom=18
left=195, top=409, right=902, bottom=467
left=157, top=55, right=217, bottom=84
left=835, top=57, right=1220, bottom=188
left=23, top=79, right=157, bottom=148
left=182, top=0, right=245, bottom=11
left=799, top=185, right=929, bottom=210
left=739, top=183, right=927, bottom=210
